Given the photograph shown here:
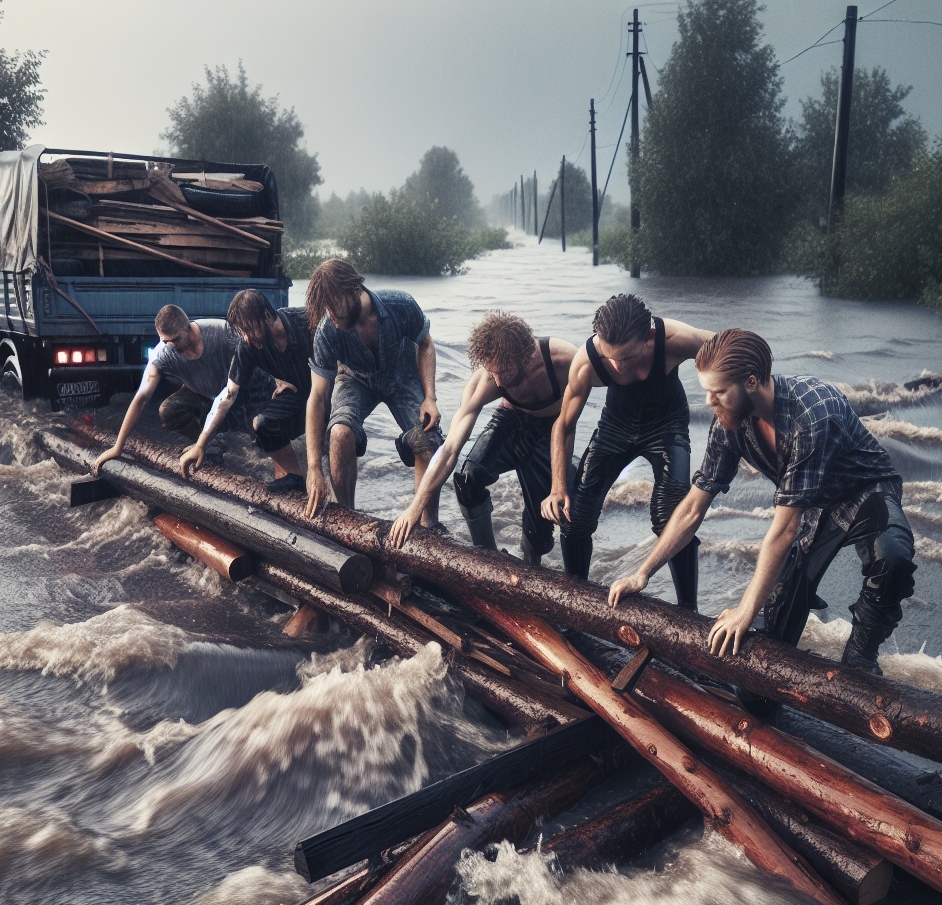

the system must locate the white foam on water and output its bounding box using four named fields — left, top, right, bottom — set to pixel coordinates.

left=881, top=643, right=942, bottom=694
left=699, top=537, right=762, bottom=562
left=454, top=829, right=814, bottom=905
left=863, top=413, right=942, bottom=443
left=904, top=481, right=942, bottom=504
left=796, top=613, right=851, bottom=662
left=603, top=480, right=655, bottom=509
left=0, top=804, right=126, bottom=878
left=915, top=536, right=942, bottom=563
left=704, top=505, right=776, bottom=522
left=837, top=377, right=942, bottom=415
left=0, top=604, right=193, bottom=689
left=185, top=865, right=311, bottom=905
left=123, top=641, right=508, bottom=835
